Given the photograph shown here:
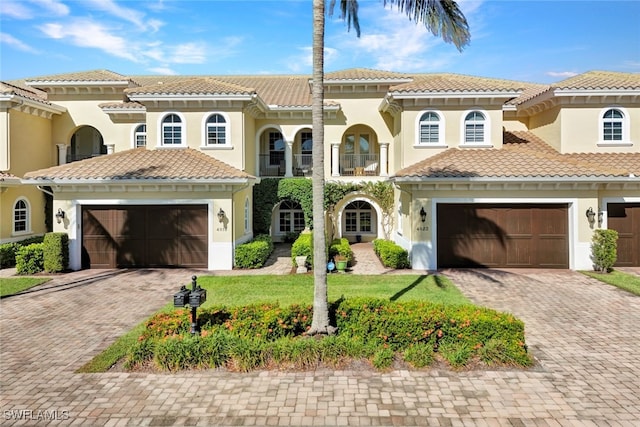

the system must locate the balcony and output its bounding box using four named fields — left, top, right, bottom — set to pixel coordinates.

left=293, top=154, right=312, bottom=176
left=259, top=153, right=285, bottom=177
left=339, top=154, right=379, bottom=176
